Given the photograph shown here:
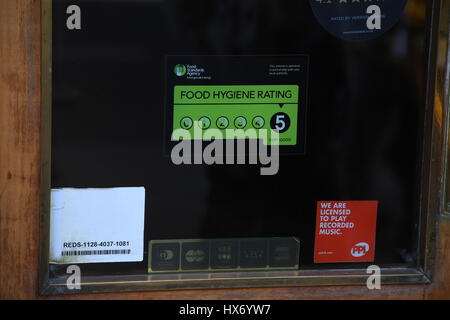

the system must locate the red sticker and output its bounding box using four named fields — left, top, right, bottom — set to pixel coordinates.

left=314, top=201, right=378, bottom=263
